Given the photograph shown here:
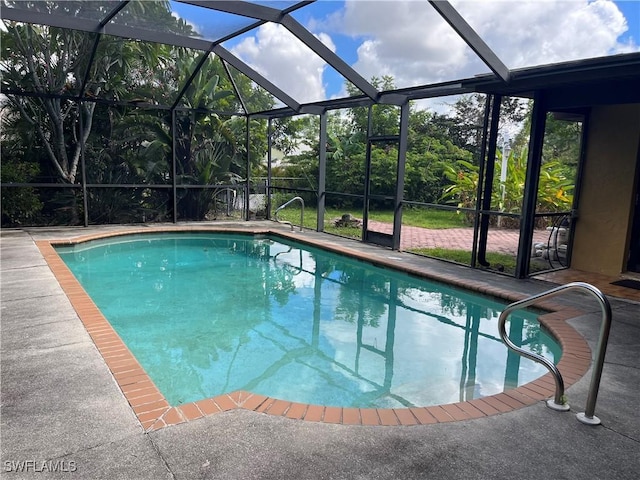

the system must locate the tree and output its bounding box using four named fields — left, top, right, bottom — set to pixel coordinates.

left=0, top=1, right=188, bottom=185
left=404, top=107, right=473, bottom=203
left=1, top=1, right=280, bottom=224
left=1, top=2, right=198, bottom=225
left=512, top=112, right=583, bottom=168
left=433, top=94, right=529, bottom=162
left=346, top=76, right=400, bottom=137
left=278, top=78, right=476, bottom=208
left=1, top=23, right=99, bottom=184
left=111, top=50, right=276, bottom=220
